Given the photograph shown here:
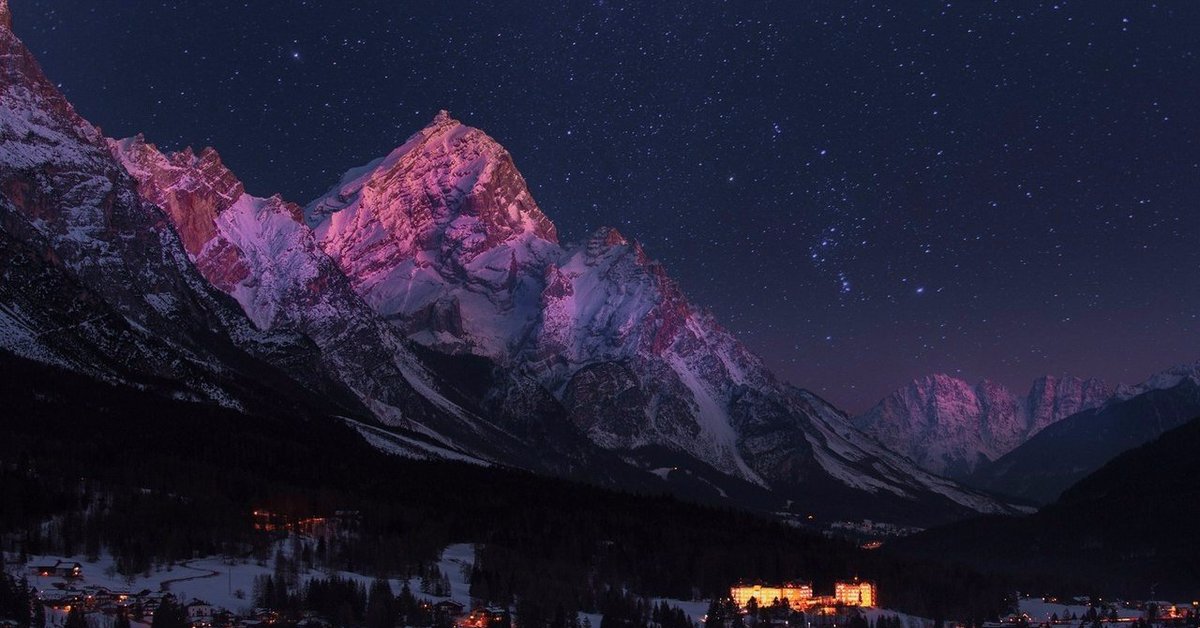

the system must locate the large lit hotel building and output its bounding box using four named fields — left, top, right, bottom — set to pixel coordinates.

left=730, top=579, right=877, bottom=611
